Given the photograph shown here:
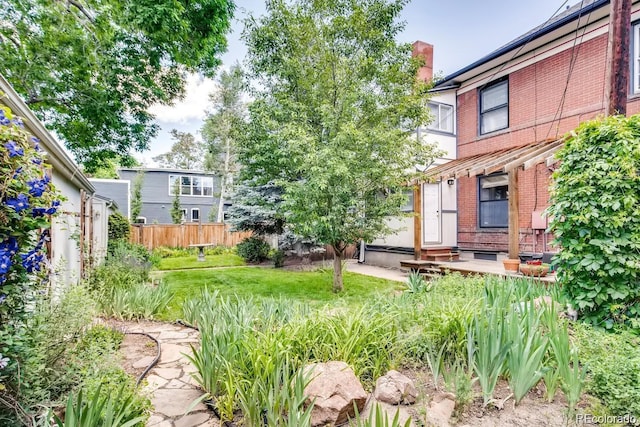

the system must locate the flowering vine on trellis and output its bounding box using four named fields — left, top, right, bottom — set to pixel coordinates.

left=0, top=103, right=62, bottom=386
